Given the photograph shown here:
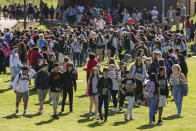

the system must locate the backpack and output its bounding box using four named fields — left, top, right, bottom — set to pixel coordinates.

left=144, top=81, right=155, bottom=99
left=17, top=73, right=29, bottom=86
left=5, top=33, right=11, bottom=44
